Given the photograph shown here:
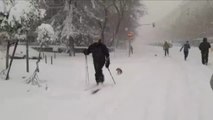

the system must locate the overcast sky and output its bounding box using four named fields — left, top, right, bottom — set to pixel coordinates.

left=141, top=0, right=183, bottom=23
left=135, top=0, right=183, bottom=45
